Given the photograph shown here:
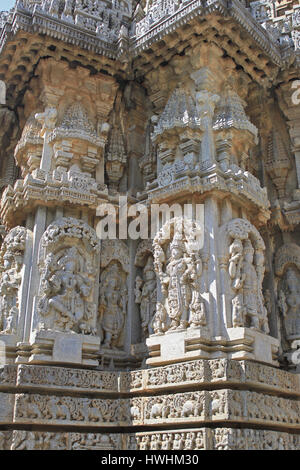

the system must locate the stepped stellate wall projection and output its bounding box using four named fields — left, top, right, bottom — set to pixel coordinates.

left=0, top=0, right=299, bottom=450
